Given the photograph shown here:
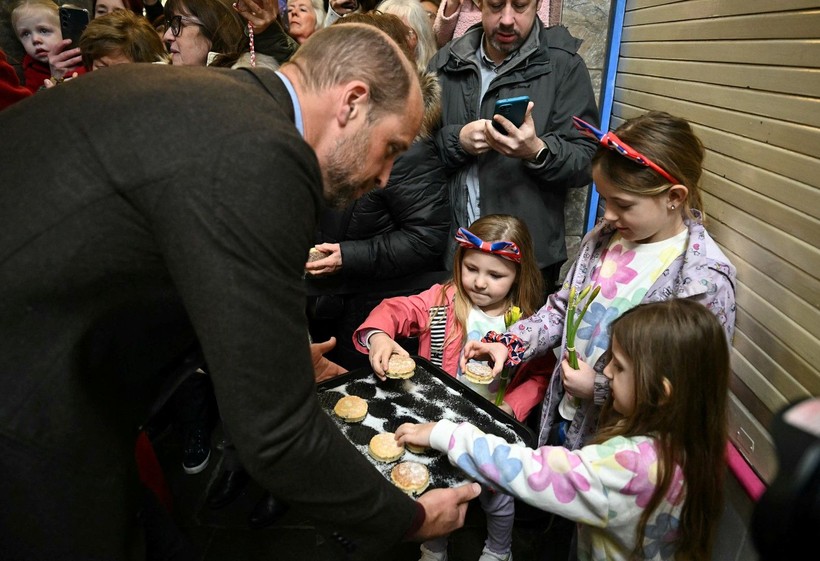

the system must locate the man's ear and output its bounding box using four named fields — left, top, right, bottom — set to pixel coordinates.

left=336, top=80, right=370, bottom=127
